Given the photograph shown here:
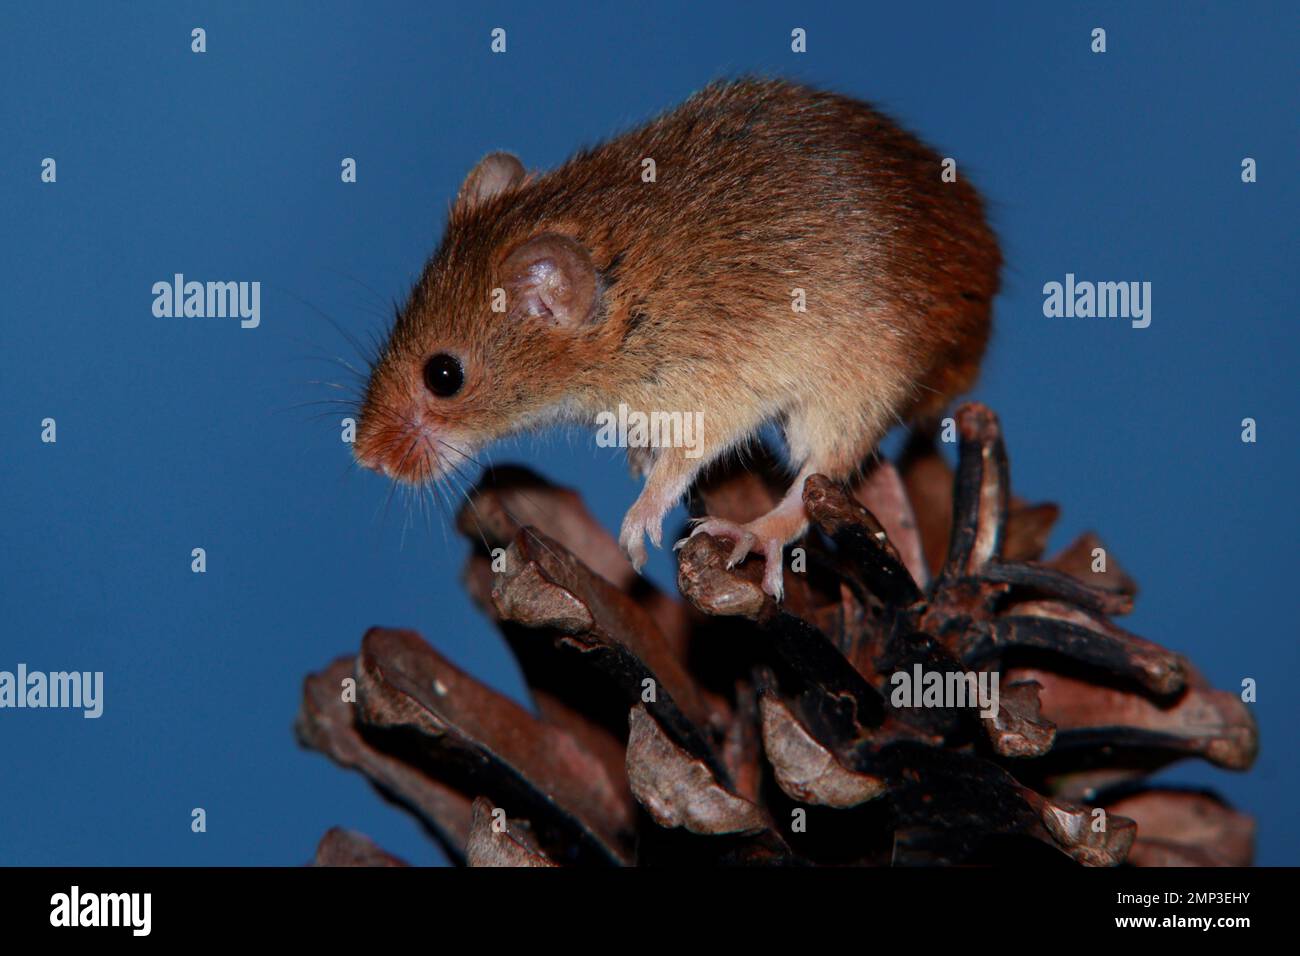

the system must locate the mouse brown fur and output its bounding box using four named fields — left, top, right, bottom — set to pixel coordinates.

left=354, top=77, right=1000, bottom=599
